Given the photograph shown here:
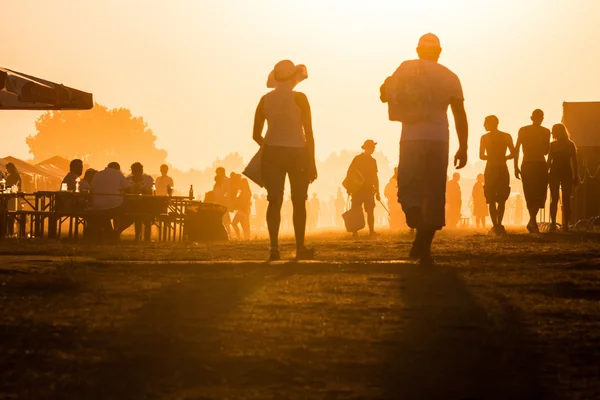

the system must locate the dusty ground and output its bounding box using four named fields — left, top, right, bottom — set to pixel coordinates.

left=0, top=229, right=599, bottom=399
